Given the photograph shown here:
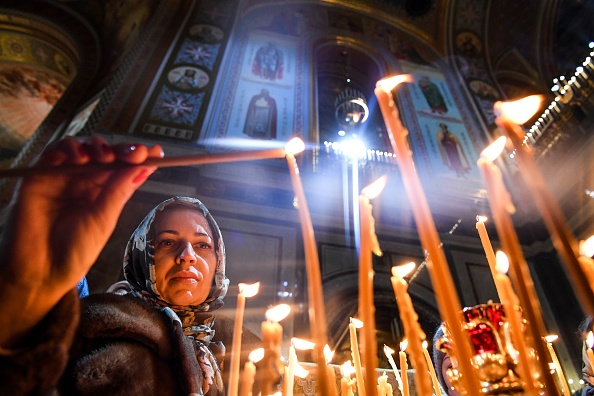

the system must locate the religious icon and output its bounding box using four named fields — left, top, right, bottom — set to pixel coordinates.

left=167, top=67, right=209, bottom=90
left=418, top=75, right=448, bottom=114
left=252, top=43, right=284, bottom=81
left=243, top=89, right=277, bottom=139
left=436, top=123, right=471, bottom=177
